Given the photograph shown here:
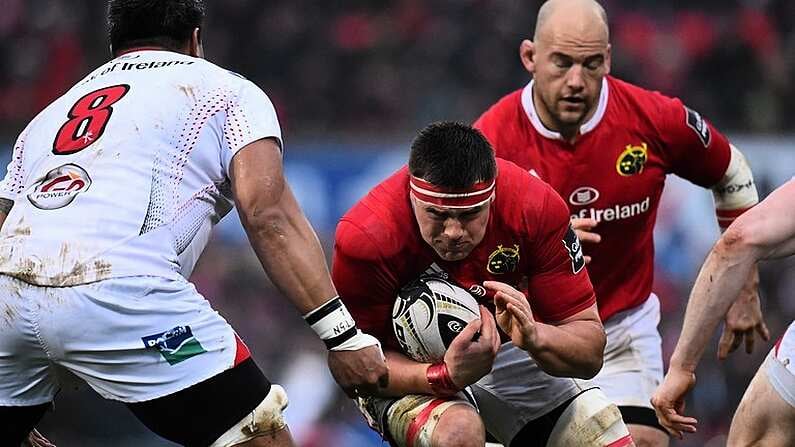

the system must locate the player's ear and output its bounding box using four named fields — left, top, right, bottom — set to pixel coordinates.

left=190, top=27, right=204, bottom=58
left=604, top=43, right=612, bottom=75
left=519, top=40, right=536, bottom=75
